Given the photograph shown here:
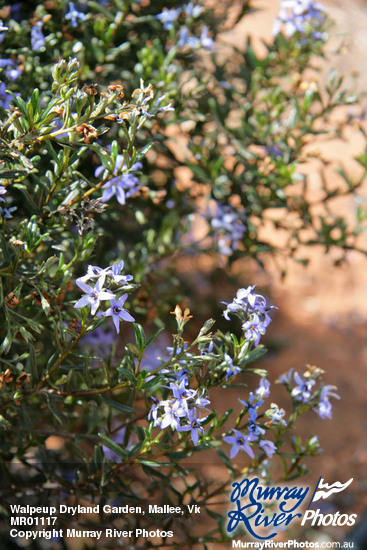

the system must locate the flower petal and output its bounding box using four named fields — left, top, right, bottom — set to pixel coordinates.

left=119, top=310, right=135, bottom=323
